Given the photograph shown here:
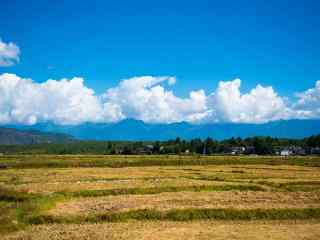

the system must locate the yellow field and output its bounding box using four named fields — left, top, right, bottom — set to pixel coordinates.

left=4, top=221, right=320, bottom=240
left=1, top=155, right=320, bottom=239
left=49, top=191, right=320, bottom=217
